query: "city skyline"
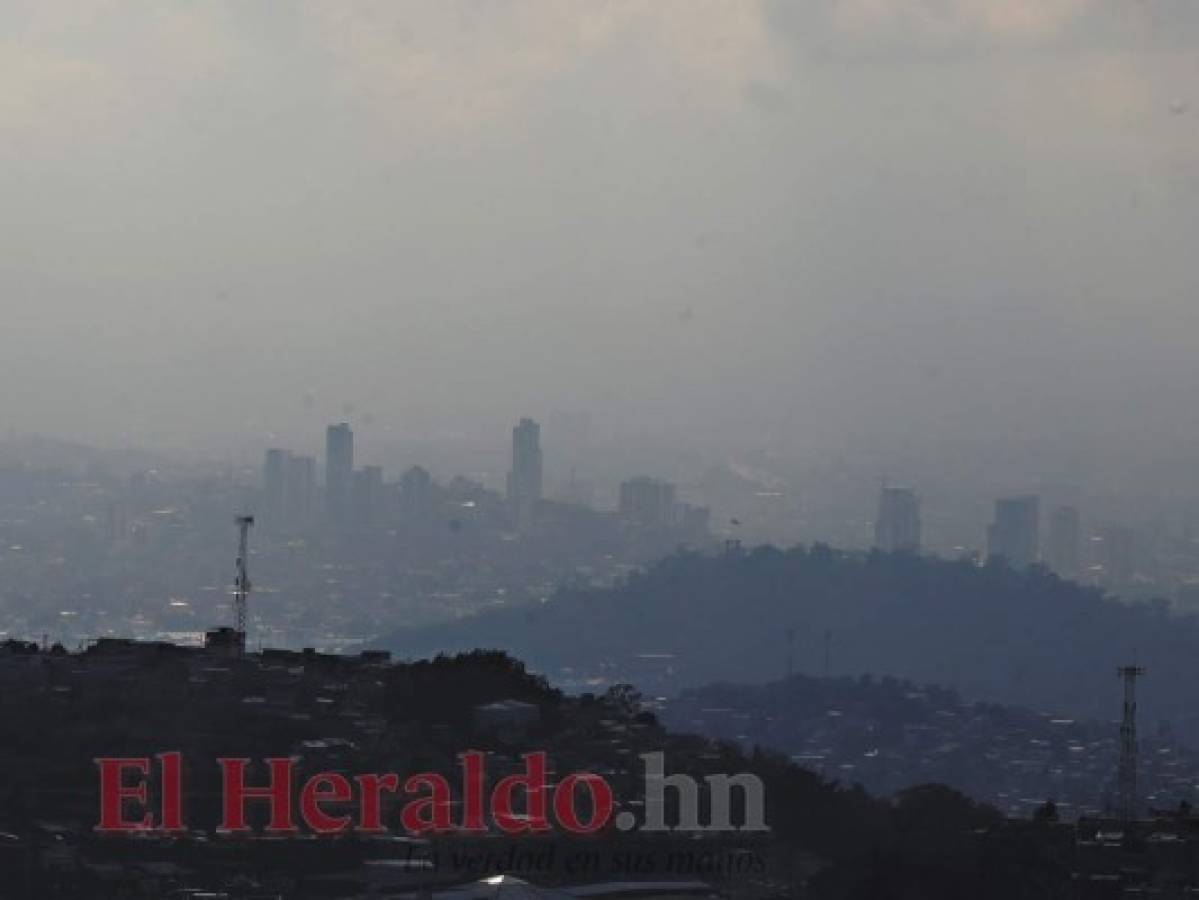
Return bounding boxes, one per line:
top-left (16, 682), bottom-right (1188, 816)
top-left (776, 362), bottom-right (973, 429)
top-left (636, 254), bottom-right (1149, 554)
top-left (3, 3), bottom-right (1198, 894)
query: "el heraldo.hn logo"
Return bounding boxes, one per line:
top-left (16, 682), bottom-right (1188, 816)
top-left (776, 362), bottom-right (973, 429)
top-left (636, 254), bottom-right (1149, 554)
top-left (95, 751), bottom-right (768, 835)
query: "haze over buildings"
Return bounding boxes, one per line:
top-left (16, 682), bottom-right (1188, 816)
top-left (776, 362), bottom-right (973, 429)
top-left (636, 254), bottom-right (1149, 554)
top-left (0, 1), bottom-right (1196, 493)
top-left (5, 5), bottom-right (1199, 896)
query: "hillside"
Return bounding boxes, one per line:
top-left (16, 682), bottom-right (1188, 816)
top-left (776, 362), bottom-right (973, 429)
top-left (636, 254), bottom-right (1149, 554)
top-left (0, 641), bottom-right (1068, 898)
top-left (384, 545), bottom-right (1199, 740)
top-left (662, 672), bottom-right (1199, 819)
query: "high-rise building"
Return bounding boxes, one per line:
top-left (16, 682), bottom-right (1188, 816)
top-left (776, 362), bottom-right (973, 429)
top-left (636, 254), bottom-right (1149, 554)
top-left (1046, 505), bottom-right (1081, 579)
top-left (325, 423), bottom-right (354, 523)
top-left (506, 418), bottom-right (543, 507)
top-left (263, 449), bottom-right (317, 528)
top-left (619, 476), bottom-right (677, 528)
top-left (987, 496), bottom-right (1040, 569)
top-left (285, 454), bottom-right (317, 523)
top-left (262, 449), bottom-right (288, 522)
top-left (352, 465), bottom-right (384, 527)
top-left (874, 486), bottom-right (921, 553)
top-left (400, 465), bottom-right (435, 519)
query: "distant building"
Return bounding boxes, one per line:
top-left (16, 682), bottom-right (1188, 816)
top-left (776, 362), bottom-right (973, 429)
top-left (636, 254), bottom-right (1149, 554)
top-left (1046, 505), bottom-right (1081, 579)
top-left (506, 418), bottom-right (543, 508)
top-left (619, 476), bottom-right (677, 528)
top-left (874, 486), bottom-right (921, 553)
top-left (285, 454), bottom-right (317, 523)
top-left (325, 423), bottom-right (354, 523)
top-left (399, 465), bottom-right (434, 519)
top-left (353, 465), bottom-right (384, 526)
top-left (988, 496), bottom-right (1040, 569)
top-left (265, 449), bottom-right (316, 527)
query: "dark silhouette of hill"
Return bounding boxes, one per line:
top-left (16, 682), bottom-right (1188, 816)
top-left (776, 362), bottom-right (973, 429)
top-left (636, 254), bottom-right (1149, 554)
top-left (0, 642), bottom-right (1075, 898)
top-left (383, 545), bottom-right (1199, 741)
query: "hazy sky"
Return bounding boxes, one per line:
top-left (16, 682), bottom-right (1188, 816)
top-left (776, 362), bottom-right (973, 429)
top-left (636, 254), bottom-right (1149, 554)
top-left (2, 1), bottom-right (1197, 466)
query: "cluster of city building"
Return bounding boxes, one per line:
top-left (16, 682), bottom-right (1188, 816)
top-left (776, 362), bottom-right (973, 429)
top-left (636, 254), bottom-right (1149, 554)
top-left (874, 486), bottom-right (1164, 597)
top-left (262, 421), bottom-right (1152, 600)
top-left (0, 419), bottom-right (715, 652)
top-left (260, 418), bottom-right (709, 538)
top-left (3, 420), bottom-right (1199, 659)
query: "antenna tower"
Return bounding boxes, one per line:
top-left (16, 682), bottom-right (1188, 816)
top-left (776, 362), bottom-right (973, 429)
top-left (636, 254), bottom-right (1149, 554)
top-left (233, 515), bottom-right (255, 651)
top-left (1117, 664), bottom-right (1145, 825)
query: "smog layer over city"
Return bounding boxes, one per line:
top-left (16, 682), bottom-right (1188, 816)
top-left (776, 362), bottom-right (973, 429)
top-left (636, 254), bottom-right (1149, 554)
top-left (1, 2), bottom-right (1199, 898)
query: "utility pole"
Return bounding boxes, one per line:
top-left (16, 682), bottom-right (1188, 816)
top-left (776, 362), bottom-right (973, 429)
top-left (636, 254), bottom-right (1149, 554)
top-left (1117, 664), bottom-right (1145, 827)
top-left (233, 515), bottom-right (255, 653)
top-left (786, 627), bottom-right (796, 679)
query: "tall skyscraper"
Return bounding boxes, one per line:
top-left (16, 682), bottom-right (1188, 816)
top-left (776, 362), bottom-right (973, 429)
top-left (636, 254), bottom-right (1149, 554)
top-left (874, 486), bottom-right (921, 553)
top-left (1046, 505), bottom-right (1081, 579)
top-left (987, 496), bottom-right (1040, 569)
top-left (506, 418), bottom-right (543, 507)
top-left (325, 423), bottom-right (354, 523)
top-left (262, 448), bottom-right (287, 522)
